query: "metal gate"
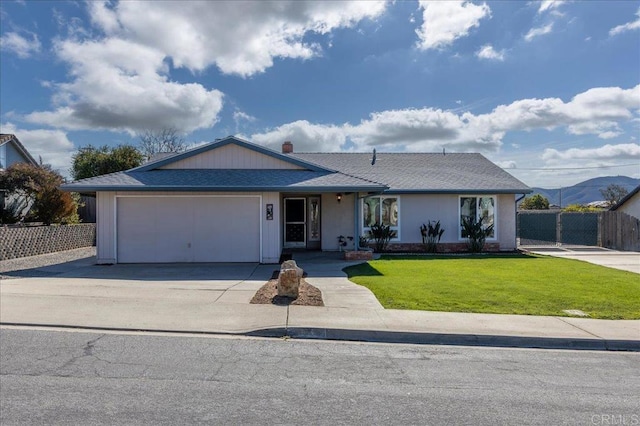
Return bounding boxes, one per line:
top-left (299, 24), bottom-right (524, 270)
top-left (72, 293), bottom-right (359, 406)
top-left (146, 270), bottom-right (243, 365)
top-left (560, 213), bottom-right (598, 246)
top-left (518, 212), bottom-right (557, 245)
top-left (517, 211), bottom-right (599, 246)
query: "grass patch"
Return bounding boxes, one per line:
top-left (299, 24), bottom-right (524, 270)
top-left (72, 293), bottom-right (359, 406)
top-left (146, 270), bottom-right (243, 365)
top-left (344, 254), bottom-right (640, 319)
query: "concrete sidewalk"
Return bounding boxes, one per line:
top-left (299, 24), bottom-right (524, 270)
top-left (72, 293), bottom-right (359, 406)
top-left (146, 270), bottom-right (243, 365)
top-left (1, 250), bottom-right (638, 351)
top-left (521, 246), bottom-right (640, 274)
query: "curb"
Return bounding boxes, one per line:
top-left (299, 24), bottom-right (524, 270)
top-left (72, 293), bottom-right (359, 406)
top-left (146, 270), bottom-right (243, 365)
top-left (3, 322), bottom-right (638, 352)
top-left (246, 327), bottom-right (640, 351)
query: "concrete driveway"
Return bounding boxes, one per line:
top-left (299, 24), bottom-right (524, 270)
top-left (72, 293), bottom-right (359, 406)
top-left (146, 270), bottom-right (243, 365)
top-left (0, 249), bottom-right (381, 334)
top-left (521, 246), bottom-right (640, 274)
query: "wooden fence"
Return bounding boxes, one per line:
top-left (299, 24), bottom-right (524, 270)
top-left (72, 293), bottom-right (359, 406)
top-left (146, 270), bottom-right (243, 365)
top-left (600, 211), bottom-right (640, 251)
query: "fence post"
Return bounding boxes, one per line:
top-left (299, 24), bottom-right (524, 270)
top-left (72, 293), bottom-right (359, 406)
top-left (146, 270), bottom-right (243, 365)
top-left (556, 212), bottom-right (562, 246)
top-left (597, 212), bottom-right (603, 247)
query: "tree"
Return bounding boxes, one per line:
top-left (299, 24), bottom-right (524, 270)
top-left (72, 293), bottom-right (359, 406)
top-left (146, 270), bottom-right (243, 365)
top-left (520, 194), bottom-right (550, 210)
top-left (138, 127), bottom-right (187, 160)
top-left (0, 163), bottom-right (79, 225)
top-left (71, 145), bottom-right (143, 180)
top-left (600, 184), bottom-right (629, 208)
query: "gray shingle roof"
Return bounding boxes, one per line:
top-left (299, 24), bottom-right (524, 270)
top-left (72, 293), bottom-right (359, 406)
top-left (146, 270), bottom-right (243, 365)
top-left (291, 152), bottom-right (531, 193)
top-left (61, 136), bottom-right (530, 194)
top-left (61, 169), bottom-right (386, 192)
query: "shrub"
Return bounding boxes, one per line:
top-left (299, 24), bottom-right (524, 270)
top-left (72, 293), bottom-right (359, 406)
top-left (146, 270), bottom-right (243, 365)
top-left (368, 222), bottom-right (396, 252)
top-left (358, 235), bottom-right (370, 250)
top-left (420, 220), bottom-right (445, 253)
top-left (0, 163), bottom-right (79, 225)
top-left (461, 216), bottom-right (494, 253)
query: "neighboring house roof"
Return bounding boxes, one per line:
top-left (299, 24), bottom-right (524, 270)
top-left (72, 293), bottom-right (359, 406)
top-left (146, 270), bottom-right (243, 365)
top-left (0, 134), bottom-right (38, 167)
top-left (610, 184), bottom-right (640, 211)
top-left (292, 152), bottom-right (531, 194)
top-left (61, 136), bottom-right (531, 194)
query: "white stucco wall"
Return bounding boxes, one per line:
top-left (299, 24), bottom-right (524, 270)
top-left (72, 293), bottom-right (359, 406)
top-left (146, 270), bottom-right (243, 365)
top-left (497, 194), bottom-right (517, 250)
top-left (386, 193), bottom-right (518, 249)
top-left (321, 192), bottom-right (356, 251)
top-left (617, 191), bottom-right (640, 219)
top-left (397, 194), bottom-right (460, 244)
top-left (96, 191), bottom-right (281, 264)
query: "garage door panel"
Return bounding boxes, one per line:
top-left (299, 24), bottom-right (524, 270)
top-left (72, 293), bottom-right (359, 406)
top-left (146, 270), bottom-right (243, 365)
top-left (117, 198), bottom-right (158, 263)
top-left (154, 200), bottom-right (193, 263)
top-left (192, 198), bottom-right (260, 262)
top-left (117, 196), bottom-right (260, 263)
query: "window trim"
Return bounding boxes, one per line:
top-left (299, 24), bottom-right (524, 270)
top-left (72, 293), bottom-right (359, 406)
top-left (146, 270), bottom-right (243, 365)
top-left (361, 195), bottom-right (401, 241)
top-left (458, 195), bottom-right (497, 241)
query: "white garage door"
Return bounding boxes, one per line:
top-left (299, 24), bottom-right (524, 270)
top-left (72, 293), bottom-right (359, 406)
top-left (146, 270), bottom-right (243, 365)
top-left (117, 196), bottom-right (260, 263)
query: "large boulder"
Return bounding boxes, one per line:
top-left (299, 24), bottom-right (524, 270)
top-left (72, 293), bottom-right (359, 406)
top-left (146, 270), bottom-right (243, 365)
top-left (278, 260), bottom-right (303, 298)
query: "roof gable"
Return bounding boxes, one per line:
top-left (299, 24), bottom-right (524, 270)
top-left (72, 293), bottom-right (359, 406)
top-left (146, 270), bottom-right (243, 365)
top-left (134, 136), bottom-right (332, 172)
top-left (610, 184), bottom-right (640, 211)
top-left (0, 134), bottom-right (38, 167)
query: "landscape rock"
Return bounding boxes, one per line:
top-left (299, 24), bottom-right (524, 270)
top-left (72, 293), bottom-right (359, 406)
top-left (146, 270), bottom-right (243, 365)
top-left (277, 260), bottom-right (303, 298)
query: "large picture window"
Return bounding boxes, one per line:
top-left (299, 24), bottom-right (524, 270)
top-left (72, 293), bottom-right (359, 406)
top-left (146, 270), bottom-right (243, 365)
top-left (362, 196), bottom-right (399, 238)
top-left (460, 196), bottom-right (495, 239)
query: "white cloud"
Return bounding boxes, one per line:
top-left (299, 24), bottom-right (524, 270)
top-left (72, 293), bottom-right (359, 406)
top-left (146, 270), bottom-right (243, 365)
top-left (475, 44), bottom-right (505, 61)
top-left (233, 110), bottom-right (256, 124)
top-left (0, 31), bottom-right (41, 58)
top-left (609, 7), bottom-right (640, 36)
top-left (478, 85), bottom-right (640, 139)
top-left (415, 0), bottom-right (491, 50)
top-left (542, 143), bottom-right (640, 161)
top-left (0, 122), bottom-right (75, 174)
top-left (524, 23), bottom-right (554, 41)
top-left (24, 38), bottom-right (224, 134)
top-left (250, 120), bottom-right (347, 152)
top-left (347, 108), bottom-right (502, 151)
top-left (88, 1), bottom-right (386, 77)
top-left (23, 1), bottom-right (388, 134)
top-left (537, 1), bottom-right (565, 14)
top-left (248, 84), bottom-right (640, 154)
top-left (233, 110), bottom-right (257, 133)
top-left (495, 160), bottom-right (517, 169)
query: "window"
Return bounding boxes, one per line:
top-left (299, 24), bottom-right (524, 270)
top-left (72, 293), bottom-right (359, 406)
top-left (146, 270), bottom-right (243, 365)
top-left (0, 144), bottom-right (6, 169)
top-left (362, 196), bottom-right (399, 238)
top-left (459, 196), bottom-right (495, 239)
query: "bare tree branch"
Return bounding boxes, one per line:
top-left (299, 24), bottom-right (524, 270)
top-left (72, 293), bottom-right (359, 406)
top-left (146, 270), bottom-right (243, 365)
top-left (138, 128), bottom-right (187, 161)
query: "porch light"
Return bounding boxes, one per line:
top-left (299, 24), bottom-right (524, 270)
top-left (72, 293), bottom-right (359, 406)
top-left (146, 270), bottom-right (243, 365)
top-left (336, 193), bottom-right (342, 204)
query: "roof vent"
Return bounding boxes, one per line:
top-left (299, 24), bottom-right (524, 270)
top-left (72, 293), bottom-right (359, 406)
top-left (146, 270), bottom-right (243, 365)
top-left (282, 141), bottom-right (293, 154)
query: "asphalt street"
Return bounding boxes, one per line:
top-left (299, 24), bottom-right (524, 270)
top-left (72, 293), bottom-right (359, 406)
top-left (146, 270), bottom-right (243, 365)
top-left (1, 328), bottom-right (638, 425)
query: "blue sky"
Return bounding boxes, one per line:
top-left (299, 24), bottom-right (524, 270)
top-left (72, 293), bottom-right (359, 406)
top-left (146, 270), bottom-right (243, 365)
top-left (1, 0), bottom-right (639, 187)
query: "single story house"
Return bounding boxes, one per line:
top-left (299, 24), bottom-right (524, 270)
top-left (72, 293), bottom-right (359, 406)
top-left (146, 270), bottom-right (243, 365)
top-left (610, 184), bottom-right (640, 219)
top-left (1, 134), bottom-right (39, 211)
top-left (62, 136), bottom-right (531, 264)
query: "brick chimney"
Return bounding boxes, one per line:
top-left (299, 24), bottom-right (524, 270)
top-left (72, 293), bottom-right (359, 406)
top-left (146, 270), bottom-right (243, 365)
top-left (282, 141), bottom-right (293, 154)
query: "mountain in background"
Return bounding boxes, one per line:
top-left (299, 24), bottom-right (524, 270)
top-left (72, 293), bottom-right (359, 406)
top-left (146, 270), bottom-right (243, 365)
top-left (526, 176), bottom-right (640, 207)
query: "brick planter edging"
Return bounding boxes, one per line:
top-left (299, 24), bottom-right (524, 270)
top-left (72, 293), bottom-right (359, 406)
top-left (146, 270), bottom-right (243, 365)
top-left (344, 250), bottom-right (374, 261)
top-left (0, 224), bottom-right (96, 261)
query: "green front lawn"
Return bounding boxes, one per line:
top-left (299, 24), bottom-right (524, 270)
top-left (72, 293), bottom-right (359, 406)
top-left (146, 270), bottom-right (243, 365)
top-left (344, 254), bottom-right (640, 319)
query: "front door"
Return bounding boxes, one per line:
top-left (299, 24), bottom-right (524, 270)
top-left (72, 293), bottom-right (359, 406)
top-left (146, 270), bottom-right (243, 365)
top-left (284, 198), bottom-right (306, 248)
